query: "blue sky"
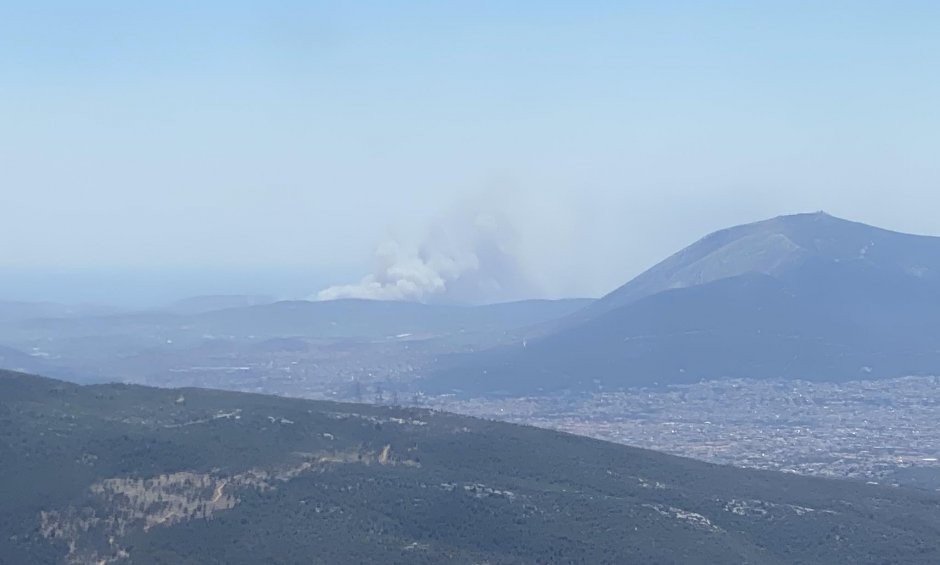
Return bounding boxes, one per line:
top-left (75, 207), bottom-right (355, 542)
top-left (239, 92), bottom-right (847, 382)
top-left (2, 1), bottom-right (939, 303)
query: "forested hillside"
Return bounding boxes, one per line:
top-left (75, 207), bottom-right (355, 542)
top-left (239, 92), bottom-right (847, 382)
top-left (2, 370), bottom-right (940, 564)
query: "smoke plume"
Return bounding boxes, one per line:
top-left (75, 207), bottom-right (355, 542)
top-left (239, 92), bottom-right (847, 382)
top-left (317, 209), bottom-right (534, 304)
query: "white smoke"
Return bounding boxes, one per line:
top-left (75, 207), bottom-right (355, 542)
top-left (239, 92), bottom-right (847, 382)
top-left (317, 210), bottom-right (534, 304)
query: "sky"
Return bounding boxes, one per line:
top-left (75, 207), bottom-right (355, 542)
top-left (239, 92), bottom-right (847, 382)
top-left (1, 1), bottom-right (939, 305)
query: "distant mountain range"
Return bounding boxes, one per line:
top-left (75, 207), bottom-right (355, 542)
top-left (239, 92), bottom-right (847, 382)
top-left (186, 298), bottom-right (595, 340)
top-left (0, 344), bottom-right (47, 375)
top-left (3, 370), bottom-right (940, 564)
top-left (428, 212), bottom-right (940, 395)
top-left (0, 301), bottom-right (122, 323)
top-left (0, 297), bottom-right (595, 384)
top-left (2, 297), bottom-right (593, 343)
top-left (162, 294), bottom-right (278, 315)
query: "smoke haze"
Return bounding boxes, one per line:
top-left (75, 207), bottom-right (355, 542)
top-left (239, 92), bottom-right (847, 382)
top-left (317, 209), bottom-right (534, 304)
top-left (4, 3), bottom-right (940, 307)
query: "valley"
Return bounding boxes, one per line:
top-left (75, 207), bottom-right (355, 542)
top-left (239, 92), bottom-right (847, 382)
top-left (427, 377), bottom-right (940, 485)
top-left (5, 214), bottom-right (940, 490)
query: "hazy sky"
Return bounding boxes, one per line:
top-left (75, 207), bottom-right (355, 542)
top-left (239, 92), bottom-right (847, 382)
top-left (2, 1), bottom-right (939, 304)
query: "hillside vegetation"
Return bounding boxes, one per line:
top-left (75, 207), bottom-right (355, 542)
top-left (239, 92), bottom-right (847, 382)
top-left (2, 370), bottom-right (940, 564)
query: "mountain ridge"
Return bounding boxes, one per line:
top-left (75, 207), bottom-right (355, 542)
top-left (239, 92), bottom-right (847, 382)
top-left (581, 211), bottom-right (940, 322)
top-left (426, 213), bottom-right (940, 395)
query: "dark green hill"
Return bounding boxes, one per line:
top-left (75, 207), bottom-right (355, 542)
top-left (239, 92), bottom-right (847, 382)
top-left (2, 371), bottom-right (940, 564)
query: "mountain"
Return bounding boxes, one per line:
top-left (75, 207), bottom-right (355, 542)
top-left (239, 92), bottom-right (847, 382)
top-left (580, 211), bottom-right (940, 322)
top-left (3, 370), bottom-right (940, 564)
top-left (0, 344), bottom-right (47, 374)
top-left (427, 213), bottom-right (940, 394)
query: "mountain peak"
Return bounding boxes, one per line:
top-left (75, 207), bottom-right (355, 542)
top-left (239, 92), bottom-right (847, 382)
top-left (432, 213), bottom-right (940, 395)
top-left (585, 212), bottom-right (940, 318)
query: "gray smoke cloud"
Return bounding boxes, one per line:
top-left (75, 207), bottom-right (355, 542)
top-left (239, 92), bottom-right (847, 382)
top-left (316, 209), bottom-right (534, 304)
